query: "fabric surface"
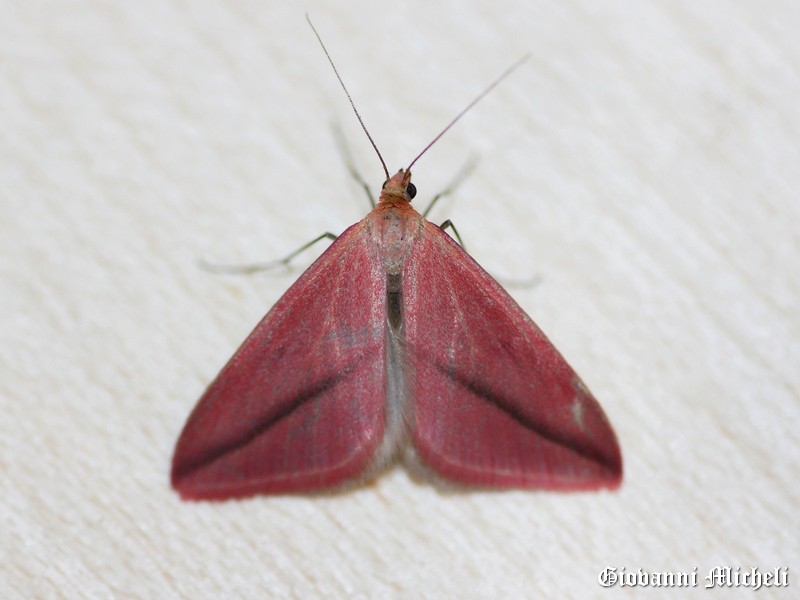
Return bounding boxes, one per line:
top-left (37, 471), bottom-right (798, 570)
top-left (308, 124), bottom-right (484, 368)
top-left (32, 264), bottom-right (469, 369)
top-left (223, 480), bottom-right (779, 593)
top-left (3, 2), bottom-right (798, 598)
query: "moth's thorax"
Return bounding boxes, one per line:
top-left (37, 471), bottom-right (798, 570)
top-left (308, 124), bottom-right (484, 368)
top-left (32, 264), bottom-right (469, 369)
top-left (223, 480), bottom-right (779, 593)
top-left (370, 169), bottom-right (423, 274)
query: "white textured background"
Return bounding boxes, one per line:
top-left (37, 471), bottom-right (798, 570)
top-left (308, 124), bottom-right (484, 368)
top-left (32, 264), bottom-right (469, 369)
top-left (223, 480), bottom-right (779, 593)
top-left (3, 1), bottom-right (798, 598)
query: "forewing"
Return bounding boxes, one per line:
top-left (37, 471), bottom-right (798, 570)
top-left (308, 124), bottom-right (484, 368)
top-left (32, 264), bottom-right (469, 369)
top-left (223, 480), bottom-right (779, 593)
top-left (172, 222), bottom-right (386, 499)
top-left (403, 223), bottom-right (622, 490)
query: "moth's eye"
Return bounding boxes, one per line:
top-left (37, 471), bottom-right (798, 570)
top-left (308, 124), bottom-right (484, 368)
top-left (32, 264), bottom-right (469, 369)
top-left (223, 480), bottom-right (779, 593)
top-left (382, 180), bottom-right (388, 189)
top-left (406, 183), bottom-right (417, 199)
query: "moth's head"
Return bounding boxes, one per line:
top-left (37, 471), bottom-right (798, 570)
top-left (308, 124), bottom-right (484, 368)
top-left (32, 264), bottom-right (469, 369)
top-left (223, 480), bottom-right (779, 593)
top-left (380, 169), bottom-right (417, 203)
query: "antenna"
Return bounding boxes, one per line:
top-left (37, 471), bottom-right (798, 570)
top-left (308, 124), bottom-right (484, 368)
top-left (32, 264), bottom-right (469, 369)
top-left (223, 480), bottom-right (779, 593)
top-left (407, 53), bottom-right (530, 171)
top-left (307, 15), bottom-right (390, 180)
